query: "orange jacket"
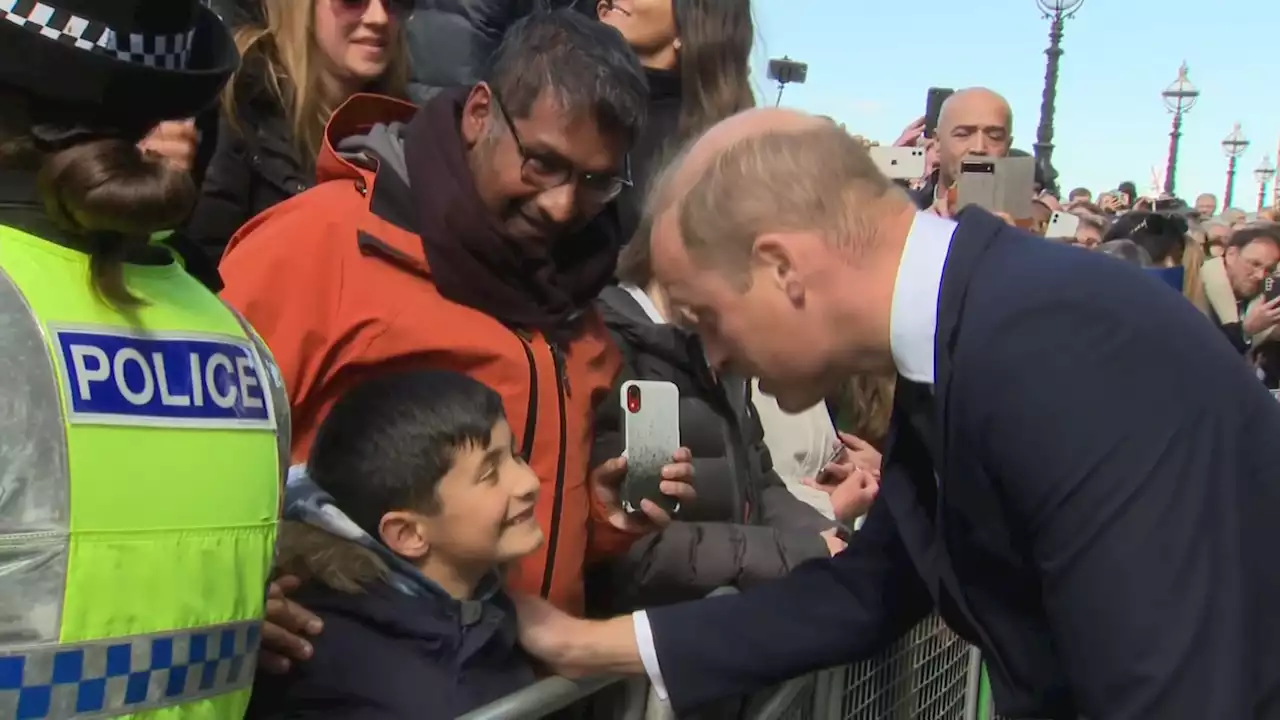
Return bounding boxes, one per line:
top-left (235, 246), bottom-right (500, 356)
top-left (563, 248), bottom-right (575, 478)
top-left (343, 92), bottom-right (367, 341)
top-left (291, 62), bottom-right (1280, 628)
top-left (220, 94), bottom-right (633, 613)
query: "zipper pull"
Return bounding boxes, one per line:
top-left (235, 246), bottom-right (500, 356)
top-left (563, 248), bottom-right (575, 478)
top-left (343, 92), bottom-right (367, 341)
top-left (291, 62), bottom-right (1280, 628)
top-left (550, 342), bottom-right (571, 398)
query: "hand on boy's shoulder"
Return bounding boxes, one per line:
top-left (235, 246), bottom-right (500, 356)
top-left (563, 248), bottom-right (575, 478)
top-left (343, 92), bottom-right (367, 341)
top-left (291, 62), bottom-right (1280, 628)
top-left (589, 448), bottom-right (696, 533)
top-left (260, 575), bottom-right (325, 674)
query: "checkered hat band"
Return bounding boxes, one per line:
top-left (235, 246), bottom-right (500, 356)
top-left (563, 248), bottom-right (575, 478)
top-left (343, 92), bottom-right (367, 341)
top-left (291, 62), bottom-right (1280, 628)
top-left (0, 0), bottom-right (195, 70)
top-left (0, 620), bottom-right (260, 719)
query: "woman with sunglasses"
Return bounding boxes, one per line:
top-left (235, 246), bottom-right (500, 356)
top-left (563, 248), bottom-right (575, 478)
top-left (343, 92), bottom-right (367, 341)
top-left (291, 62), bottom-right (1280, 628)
top-left (186, 0), bottom-right (410, 266)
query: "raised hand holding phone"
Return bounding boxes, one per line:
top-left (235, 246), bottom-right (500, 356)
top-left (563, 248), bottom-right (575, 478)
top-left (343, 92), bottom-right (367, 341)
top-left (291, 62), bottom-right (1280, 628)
top-left (590, 380), bottom-right (696, 531)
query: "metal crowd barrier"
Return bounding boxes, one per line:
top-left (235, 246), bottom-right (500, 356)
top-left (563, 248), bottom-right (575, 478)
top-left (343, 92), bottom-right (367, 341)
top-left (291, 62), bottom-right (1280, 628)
top-left (459, 614), bottom-right (985, 720)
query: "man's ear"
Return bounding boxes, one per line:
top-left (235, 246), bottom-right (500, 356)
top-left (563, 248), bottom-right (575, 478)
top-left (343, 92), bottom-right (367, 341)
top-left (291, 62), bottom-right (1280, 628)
top-left (460, 82), bottom-right (495, 148)
top-left (753, 232), bottom-right (809, 305)
top-left (378, 512), bottom-right (431, 560)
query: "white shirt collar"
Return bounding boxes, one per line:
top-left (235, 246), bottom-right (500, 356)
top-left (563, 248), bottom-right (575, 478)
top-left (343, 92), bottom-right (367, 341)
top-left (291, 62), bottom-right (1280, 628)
top-left (621, 284), bottom-right (667, 324)
top-left (889, 212), bottom-right (958, 385)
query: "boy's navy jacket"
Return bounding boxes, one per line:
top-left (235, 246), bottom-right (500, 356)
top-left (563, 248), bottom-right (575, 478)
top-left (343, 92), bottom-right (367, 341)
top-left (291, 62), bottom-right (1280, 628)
top-left (246, 471), bottom-right (535, 719)
top-left (246, 574), bottom-right (534, 719)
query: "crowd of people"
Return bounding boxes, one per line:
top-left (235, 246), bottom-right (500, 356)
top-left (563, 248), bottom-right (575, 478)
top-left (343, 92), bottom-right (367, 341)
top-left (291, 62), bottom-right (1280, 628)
top-left (0, 0), bottom-right (1276, 718)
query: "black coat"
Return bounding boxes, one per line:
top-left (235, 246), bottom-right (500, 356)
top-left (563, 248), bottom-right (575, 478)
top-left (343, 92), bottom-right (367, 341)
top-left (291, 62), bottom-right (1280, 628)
top-left (644, 208), bottom-right (1280, 718)
top-left (184, 52), bottom-right (311, 268)
top-left (404, 0), bottom-right (595, 104)
top-left (586, 286), bottom-right (833, 614)
top-left (615, 67), bottom-right (681, 243)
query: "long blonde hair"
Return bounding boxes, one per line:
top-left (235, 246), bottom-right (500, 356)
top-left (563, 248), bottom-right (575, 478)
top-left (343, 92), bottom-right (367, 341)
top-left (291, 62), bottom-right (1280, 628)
top-left (833, 375), bottom-right (896, 450)
top-left (223, 0), bottom-right (409, 166)
top-left (1181, 230), bottom-right (1209, 316)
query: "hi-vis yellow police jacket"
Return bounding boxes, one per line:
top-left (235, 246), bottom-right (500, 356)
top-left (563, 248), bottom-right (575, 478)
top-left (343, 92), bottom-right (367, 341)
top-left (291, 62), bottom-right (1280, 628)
top-left (0, 222), bottom-right (288, 719)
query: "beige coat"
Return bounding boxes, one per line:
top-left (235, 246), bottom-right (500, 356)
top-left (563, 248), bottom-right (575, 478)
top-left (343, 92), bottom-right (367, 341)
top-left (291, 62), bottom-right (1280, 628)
top-left (1201, 256), bottom-right (1274, 346)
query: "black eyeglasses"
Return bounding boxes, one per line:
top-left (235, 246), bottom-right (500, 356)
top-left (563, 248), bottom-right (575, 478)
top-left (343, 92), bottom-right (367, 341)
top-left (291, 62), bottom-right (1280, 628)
top-left (491, 90), bottom-right (632, 202)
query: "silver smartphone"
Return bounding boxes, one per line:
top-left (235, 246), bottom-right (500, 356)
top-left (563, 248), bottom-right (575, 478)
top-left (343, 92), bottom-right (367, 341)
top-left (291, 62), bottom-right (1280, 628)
top-left (955, 156), bottom-right (1036, 220)
top-left (620, 380), bottom-right (681, 515)
top-left (869, 146), bottom-right (927, 181)
top-left (1045, 211), bottom-right (1080, 239)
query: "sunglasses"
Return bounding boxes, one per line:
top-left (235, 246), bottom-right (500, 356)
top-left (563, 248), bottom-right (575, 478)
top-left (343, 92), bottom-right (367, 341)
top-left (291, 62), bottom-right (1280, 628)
top-left (334, 0), bottom-right (411, 17)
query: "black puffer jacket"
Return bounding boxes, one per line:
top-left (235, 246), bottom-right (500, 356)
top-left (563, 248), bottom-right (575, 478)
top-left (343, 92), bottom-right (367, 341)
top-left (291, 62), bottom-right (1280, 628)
top-left (405, 0), bottom-right (596, 103)
top-left (184, 50), bottom-right (311, 267)
top-left (586, 286), bottom-right (834, 614)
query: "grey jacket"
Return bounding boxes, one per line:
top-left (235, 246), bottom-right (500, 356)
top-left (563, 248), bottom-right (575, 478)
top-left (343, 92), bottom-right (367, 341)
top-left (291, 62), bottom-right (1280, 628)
top-left (585, 287), bottom-right (835, 615)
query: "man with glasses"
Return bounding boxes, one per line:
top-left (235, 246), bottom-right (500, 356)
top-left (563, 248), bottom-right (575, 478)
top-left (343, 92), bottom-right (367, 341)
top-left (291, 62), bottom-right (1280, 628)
top-left (1201, 225), bottom-right (1280, 354)
top-left (219, 10), bottom-right (696, 675)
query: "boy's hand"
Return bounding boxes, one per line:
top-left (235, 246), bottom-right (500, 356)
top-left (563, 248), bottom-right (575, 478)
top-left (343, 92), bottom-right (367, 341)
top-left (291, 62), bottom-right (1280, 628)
top-left (590, 448), bottom-right (696, 532)
top-left (260, 575), bottom-right (324, 674)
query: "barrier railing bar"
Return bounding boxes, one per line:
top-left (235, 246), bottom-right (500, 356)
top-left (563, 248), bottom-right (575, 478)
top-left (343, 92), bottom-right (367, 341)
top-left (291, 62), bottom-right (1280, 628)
top-left (456, 674), bottom-right (623, 720)
top-left (962, 647), bottom-right (984, 720)
top-left (749, 673), bottom-right (817, 720)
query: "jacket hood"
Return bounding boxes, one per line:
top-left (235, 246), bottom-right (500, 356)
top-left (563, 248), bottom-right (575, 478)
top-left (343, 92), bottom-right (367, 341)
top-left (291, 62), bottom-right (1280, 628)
top-left (316, 93), bottom-right (419, 186)
top-left (598, 285), bottom-right (704, 372)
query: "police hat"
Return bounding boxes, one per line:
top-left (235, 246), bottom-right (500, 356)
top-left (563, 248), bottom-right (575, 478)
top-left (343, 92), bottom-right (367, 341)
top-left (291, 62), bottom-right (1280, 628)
top-left (0, 0), bottom-right (238, 134)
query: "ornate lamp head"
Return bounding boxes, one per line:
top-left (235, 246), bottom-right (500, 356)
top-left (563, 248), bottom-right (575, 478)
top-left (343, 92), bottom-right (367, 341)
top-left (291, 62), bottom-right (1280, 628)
top-left (1223, 123), bottom-right (1250, 159)
top-left (1161, 62), bottom-right (1199, 114)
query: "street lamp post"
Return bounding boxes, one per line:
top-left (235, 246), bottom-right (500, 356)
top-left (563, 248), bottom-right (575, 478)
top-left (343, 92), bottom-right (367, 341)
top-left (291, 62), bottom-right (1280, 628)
top-left (1160, 63), bottom-right (1198, 196)
top-left (1032, 0), bottom-right (1083, 195)
top-left (1274, 138), bottom-right (1280, 208)
top-left (1254, 155), bottom-right (1276, 213)
top-left (1222, 123), bottom-right (1250, 209)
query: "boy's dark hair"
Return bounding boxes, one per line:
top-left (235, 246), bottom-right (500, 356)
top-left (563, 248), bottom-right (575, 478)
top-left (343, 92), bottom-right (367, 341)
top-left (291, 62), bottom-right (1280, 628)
top-left (483, 9), bottom-right (648, 146)
top-left (308, 370), bottom-right (507, 537)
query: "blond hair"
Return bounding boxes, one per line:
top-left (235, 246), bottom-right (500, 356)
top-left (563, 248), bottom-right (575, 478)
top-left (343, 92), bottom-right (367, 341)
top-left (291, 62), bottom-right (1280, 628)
top-left (1180, 232), bottom-right (1209, 316)
top-left (833, 374), bottom-right (896, 449)
top-left (676, 124), bottom-right (907, 274)
top-left (224, 0), bottom-right (409, 166)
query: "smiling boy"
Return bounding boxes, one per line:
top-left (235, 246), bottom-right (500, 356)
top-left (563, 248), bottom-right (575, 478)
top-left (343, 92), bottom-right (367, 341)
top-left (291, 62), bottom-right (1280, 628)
top-left (248, 370), bottom-right (542, 719)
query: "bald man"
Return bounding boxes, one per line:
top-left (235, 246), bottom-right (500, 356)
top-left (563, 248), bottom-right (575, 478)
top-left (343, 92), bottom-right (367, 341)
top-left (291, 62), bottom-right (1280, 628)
top-left (913, 87), bottom-right (1014, 208)
top-left (514, 108), bottom-right (1280, 719)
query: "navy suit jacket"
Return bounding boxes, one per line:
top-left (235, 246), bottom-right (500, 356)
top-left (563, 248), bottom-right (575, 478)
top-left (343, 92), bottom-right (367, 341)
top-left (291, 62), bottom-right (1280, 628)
top-left (647, 209), bottom-right (1280, 719)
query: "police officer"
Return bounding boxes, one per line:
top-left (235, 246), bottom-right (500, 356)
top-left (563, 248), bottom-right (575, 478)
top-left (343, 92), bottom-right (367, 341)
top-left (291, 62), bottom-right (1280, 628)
top-left (0, 1), bottom-right (288, 718)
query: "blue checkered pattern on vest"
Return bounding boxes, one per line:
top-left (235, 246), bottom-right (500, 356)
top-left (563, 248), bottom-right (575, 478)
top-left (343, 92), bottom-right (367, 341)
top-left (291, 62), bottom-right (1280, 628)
top-left (0, 620), bottom-right (260, 719)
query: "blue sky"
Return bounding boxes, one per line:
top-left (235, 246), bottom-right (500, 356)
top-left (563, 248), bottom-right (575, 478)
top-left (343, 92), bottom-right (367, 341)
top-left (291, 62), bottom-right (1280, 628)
top-left (748, 0), bottom-right (1280, 209)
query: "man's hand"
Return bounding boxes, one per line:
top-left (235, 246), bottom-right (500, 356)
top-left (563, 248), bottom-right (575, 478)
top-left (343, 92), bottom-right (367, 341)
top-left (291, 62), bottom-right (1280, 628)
top-left (1243, 295), bottom-right (1280, 335)
top-left (820, 528), bottom-right (847, 556)
top-left (591, 449), bottom-right (696, 532)
top-left (260, 575), bottom-right (323, 674)
top-left (511, 593), bottom-right (588, 676)
top-left (511, 594), bottom-right (646, 676)
top-left (892, 116), bottom-right (927, 148)
top-left (804, 468), bottom-right (880, 523)
top-left (138, 119), bottom-right (199, 173)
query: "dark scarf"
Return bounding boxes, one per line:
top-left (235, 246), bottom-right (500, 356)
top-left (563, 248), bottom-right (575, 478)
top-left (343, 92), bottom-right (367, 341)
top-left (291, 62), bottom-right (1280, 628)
top-left (402, 88), bottom-right (622, 341)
